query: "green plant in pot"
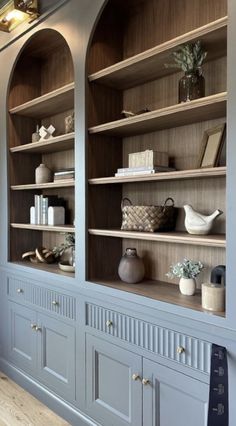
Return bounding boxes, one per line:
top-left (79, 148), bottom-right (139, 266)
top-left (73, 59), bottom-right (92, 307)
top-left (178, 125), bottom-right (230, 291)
top-left (53, 232), bottom-right (75, 269)
top-left (166, 258), bottom-right (204, 296)
top-left (166, 41), bottom-right (207, 103)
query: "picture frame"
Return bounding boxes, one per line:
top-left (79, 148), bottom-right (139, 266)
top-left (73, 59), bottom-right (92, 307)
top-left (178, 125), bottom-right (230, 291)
top-left (198, 124), bottom-right (226, 168)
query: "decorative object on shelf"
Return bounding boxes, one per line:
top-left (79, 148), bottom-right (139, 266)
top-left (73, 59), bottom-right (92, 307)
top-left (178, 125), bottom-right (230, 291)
top-left (22, 247), bottom-right (55, 264)
top-left (167, 258), bottom-right (204, 296)
top-left (53, 232), bottom-right (75, 267)
top-left (198, 123), bottom-right (226, 168)
top-left (128, 149), bottom-right (169, 169)
top-left (48, 206), bottom-right (65, 226)
top-left (121, 108), bottom-right (150, 118)
top-left (54, 168), bottom-right (75, 182)
top-left (58, 261), bottom-right (75, 273)
top-left (31, 194), bottom-right (66, 225)
top-left (165, 41), bottom-right (207, 103)
top-left (39, 124), bottom-right (55, 140)
top-left (184, 204), bottom-right (223, 235)
top-left (35, 163), bottom-right (53, 184)
top-left (121, 197), bottom-right (178, 232)
top-left (202, 265), bottom-right (226, 312)
top-left (118, 248), bottom-right (145, 284)
top-left (31, 124), bottom-right (40, 143)
top-left (65, 111), bottom-right (74, 133)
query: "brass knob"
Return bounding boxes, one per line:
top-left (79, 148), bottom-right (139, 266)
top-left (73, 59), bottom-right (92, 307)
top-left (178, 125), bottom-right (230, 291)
top-left (177, 346), bottom-right (185, 354)
top-left (31, 324), bottom-right (37, 331)
top-left (17, 288), bottom-right (23, 294)
top-left (35, 326), bottom-right (42, 332)
top-left (106, 320), bottom-right (113, 327)
top-left (142, 378), bottom-right (150, 386)
top-left (52, 301), bottom-right (59, 306)
top-left (132, 374), bottom-right (141, 381)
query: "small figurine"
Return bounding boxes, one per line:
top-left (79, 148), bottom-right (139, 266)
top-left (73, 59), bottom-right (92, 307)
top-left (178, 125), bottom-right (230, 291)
top-left (39, 124), bottom-right (55, 140)
top-left (184, 204), bottom-right (223, 235)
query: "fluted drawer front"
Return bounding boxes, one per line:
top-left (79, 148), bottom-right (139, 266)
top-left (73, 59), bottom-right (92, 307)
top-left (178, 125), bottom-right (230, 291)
top-left (7, 277), bottom-right (76, 320)
top-left (85, 303), bottom-right (211, 374)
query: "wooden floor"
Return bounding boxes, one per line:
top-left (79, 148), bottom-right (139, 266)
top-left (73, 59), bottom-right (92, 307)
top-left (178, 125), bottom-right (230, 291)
top-left (0, 373), bottom-right (70, 426)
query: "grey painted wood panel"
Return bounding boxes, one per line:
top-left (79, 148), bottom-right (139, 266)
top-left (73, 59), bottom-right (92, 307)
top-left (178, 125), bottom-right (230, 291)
top-left (85, 333), bottom-right (142, 426)
top-left (143, 358), bottom-right (209, 426)
top-left (86, 303), bottom-right (211, 374)
top-left (7, 276), bottom-right (76, 320)
top-left (7, 302), bottom-right (37, 374)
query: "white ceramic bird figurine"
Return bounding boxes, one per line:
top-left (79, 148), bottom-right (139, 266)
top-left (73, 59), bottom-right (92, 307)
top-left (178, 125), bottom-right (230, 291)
top-left (183, 204), bottom-right (223, 235)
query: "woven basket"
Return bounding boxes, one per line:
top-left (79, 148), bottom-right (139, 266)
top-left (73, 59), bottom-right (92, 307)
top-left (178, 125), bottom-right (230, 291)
top-left (121, 197), bottom-right (178, 233)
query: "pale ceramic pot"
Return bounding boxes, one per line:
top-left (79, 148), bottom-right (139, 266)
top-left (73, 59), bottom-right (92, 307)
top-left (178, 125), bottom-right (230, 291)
top-left (35, 163), bottom-right (53, 184)
top-left (118, 248), bottom-right (145, 284)
top-left (179, 277), bottom-right (196, 296)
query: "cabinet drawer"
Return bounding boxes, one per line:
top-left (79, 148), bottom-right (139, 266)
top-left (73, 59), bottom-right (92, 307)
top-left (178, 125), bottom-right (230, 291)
top-left (85, 303), bottom-right (211, 374)
top-left (7, 277), bottom-right (76, 320)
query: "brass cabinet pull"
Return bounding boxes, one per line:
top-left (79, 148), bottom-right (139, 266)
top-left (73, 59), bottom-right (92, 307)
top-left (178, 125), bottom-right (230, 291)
top-left (52, 301), bottom-right (59, 306)
top-left (132, 373), bottom-right (141, 381)
top-left (176, 346), bottom-right (185, 354)
top-left (31, 324), bottom-right (37, 331)
top-left (142, 378), bottom-right (151, 386)
top-left (106, 320), bottom-right (113, 327)
top-left (35, 326), bottom-right (42, 332)
top-left (17, 288), bottom-right (23, 294)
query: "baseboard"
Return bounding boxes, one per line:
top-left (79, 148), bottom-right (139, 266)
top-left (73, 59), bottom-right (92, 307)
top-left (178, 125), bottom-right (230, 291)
top-left (0, 358), bottom-right (98, 426)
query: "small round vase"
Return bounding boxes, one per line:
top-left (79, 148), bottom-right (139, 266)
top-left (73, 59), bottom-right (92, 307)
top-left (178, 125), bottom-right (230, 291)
top-left (118, 248), bottom-right (145, 284)
top-left (179, 277), bottom-right (196, 296)
top-left (35, 163), bottom-right (53, 184)
top-left (179, 69), bottom-right (205, 103)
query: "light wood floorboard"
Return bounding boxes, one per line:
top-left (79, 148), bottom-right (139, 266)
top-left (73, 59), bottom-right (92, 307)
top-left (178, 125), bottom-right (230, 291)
top-left (0, 373), bottom-right (70, 426)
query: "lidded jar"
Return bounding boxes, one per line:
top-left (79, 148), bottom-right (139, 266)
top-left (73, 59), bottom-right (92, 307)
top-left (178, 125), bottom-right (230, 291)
top-left (118, 248), bottom-right (145, 284)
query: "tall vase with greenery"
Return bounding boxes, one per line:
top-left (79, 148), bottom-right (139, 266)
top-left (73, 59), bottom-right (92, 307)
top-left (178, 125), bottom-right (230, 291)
top-left (166, 41), bottom-right (207, 103)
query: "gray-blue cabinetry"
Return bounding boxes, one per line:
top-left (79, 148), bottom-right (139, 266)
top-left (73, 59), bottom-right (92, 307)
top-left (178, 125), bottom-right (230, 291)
top-left (8, 301), bottom-right (76, 401)
top-left (143, 358), bottom-right (209, 426)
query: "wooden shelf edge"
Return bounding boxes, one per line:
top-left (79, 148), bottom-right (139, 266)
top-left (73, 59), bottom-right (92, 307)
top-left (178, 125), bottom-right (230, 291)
top-left (12, 261), bottom-right (75, 278)
top-left (88, 167), bottom-right (226, 185)
top-left (88, 229), bottom-right (226, 248)
top-left (10, 132), bottom-right (75, 153)
top-left (91, 278), bottom-right (225, 317)
top-left (89, 92), bottom-right (227, 135)
top-left (11, 224), bottom-right (75, 233)
top-left (11, 180), bottom-right (75, 190)
top-left (88, 17), bottom-right (228, 87)
top-left (9, 82), bottom-right (75, 115)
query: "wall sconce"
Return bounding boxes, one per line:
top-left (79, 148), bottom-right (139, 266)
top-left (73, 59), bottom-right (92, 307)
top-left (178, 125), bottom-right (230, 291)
top-left (0, 0), bottom-right (39, 32)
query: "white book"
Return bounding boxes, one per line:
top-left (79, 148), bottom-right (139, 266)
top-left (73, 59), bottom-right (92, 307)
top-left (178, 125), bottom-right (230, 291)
top-left (42, 197), bottom-right (48, 225)
top-left (34, 195), bottom-right (39, 225)
top-left (30, 206), bottom-right (36, 225)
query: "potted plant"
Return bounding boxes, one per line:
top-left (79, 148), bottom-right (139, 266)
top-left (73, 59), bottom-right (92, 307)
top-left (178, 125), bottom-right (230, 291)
top-left (166, 41), bottom-right (207, 103)
top-left (166, 258), bottom-right (204, 296)
top-left (53, 232), bottom-right (75, 267)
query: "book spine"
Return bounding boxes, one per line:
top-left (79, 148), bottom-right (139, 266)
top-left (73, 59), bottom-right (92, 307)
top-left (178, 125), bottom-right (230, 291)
top-left (34, 195), bottom-right (39, 225)
top-left (42, 197), bottom-right (48, 225)
top-left (39, 195), bottom-right (43, 225)
top-left (30, 206), bottom-right (36, 225)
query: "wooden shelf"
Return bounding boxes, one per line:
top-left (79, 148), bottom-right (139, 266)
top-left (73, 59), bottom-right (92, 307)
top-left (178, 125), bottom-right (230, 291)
top-left (88, 17), bottom-right (227, 89)
top-left (11, 224), bottom-right (75, 233)
top-left (89, 167), bottom-right (226, 185)
top-left (10, 133), bottom-right (75, 154)
top-left (9, 82), bottom-right (75, 118)
top-left (89, 92), bottom-right (227, 137)
top-left (11, 180), bottom-right (75, 190)
top-left (92, 278), bottom-right (225, 317)
top-left (88, 229), bottom-right (225, 248)
top-left (13, 261), bottom-right (75, 278)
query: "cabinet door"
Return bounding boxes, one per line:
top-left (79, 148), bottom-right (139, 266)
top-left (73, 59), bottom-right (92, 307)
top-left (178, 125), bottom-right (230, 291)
top-left (8, 302), bottom-right (37, 373)
top-left (37, 314), bottom-right (75, 401)
top-left (86, 334), bottom-right (142, 426)
top-left (143, 358), bottom-right (209, 426)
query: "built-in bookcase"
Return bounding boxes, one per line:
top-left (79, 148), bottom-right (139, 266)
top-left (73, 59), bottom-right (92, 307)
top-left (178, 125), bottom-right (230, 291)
top-left (8, 29), bottom-right (75, 276)
top-left (87, 0), bottom-right (227, 315)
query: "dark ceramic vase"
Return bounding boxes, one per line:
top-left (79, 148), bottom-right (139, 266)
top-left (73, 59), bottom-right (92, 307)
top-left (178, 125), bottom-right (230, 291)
top-left (118, 248), bottom-right (145, 284)
top-left (179, 69), bottom-right (205, 103)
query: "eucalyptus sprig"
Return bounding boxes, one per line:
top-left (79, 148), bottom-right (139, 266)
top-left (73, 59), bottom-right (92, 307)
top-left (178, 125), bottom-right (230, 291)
top-left (165, 41), bottom-right (207, 73)
top-left (52, 233), bottom-right (75, 258)
top-left (166, 258), bottom-right (204, 280)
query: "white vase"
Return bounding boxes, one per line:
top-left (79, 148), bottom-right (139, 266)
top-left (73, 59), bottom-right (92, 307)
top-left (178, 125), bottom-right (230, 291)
top-left (35, 163), bottom-right (53, 184)
top-left (179, 277), bottom-right (196, 296)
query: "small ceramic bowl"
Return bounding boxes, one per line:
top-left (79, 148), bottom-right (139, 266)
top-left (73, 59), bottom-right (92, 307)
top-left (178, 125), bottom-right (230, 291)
top-left (58, 262), bottom-right (75, 273)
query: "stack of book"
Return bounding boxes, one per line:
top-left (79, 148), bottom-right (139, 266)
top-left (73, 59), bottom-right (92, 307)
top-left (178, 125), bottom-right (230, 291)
top-left (30, 195), bottom-right (66, 225)
top-left (54, 168), bottom-right (75, 182)
top-left (115, 165), bottom-right (175, 177)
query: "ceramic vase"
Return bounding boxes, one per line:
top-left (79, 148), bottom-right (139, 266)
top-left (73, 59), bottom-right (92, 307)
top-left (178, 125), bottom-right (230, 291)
top-left (179, 277), bottom-right (196, 296)
top-left (118, 248), bottom-right (145, 284)
top-left (35, 163), bottom-right (53, 184)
